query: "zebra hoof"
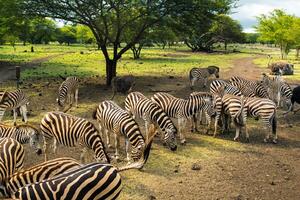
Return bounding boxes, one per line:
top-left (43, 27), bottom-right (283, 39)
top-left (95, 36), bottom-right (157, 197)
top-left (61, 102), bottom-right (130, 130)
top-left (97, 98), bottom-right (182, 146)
top-left (263, 138), bottom-right (268, 143)
top-left (180, 140), bottom-right (186, 145)
top-left (233, 137), bottom-right (239, 141)
top-left (115, 156), bottom-right (120, 162)
top-left (107, 144), bottom-right (112, 149)
top-left (245, 138), bottom-right (250, 143)
top-left (272, 139), bottom-right (278, 144)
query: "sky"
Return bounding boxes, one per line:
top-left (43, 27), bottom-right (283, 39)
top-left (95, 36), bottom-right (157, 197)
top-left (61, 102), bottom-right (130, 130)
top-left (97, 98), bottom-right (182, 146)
top-left (230, 0), bottom-right (300, 33)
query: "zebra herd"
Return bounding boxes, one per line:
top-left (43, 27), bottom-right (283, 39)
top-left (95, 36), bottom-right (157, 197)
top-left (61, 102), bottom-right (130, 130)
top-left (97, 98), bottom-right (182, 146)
top-left (0, 65), bottom-right (298, 199)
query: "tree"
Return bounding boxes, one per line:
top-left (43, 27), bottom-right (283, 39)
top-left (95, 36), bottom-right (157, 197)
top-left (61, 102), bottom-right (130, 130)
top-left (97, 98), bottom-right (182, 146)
top-left (256, 9), bottom-right (297, 59)
top-left (210, 15), bottom-right (245, 50)
top-left (23, 0), bottom-right (187, 85)
top-left (76, 25), bottom-right (96, 44)
top-left (245, 33), bottom-right (260, 44)
top-left (56, 25), bottom-right (77, 45)
top-left (28, 18), bottom-right (57, 44)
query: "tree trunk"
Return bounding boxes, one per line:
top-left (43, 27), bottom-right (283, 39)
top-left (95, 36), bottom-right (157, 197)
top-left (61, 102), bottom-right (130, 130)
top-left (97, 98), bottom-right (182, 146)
top-left (105, 59), bottom-right (117, 86)
top-left (224, 42), bottom-right (227, 51)
top-left (296, 48), bottom-right (300, 59)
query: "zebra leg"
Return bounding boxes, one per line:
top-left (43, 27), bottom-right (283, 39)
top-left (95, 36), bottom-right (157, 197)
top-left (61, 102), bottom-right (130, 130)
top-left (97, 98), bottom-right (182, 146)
top-left (144, 119), bottom-right (149, 143)
top-left (114, 134), bottom-right (120, 161)
top-left (13, 109), bottom-right (17, 126)
top-left (75, 89), bottom-right (79, 108)
top-left (245, 124), bottom-right (250, 143)
top-left (125, 139), bottom-right (131, 163)
top-left (20, 105), bottom-right (28, 124)
top-left (205, 112), bottom-right (212, 135)
top-left (43, 137), bottom-right (49, 161)
top-left (178, 118), bottom-right (186, 144)
top-left (52, 139), bottom-right (57, 154)
top-left (233, 124), bottom-right (240, 141)
top-left (213, 114), bottom-right (220, 137)
top-left (80, 147), bottom-right (88, 164)
top-left (277, 91), bottom-right (281, 108)
top-left (105, 129), bottom-right (112, 148)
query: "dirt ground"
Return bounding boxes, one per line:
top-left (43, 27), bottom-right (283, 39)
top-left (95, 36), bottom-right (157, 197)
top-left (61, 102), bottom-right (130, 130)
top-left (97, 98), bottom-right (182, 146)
top-left (0, 54), bottom-right (299, 200)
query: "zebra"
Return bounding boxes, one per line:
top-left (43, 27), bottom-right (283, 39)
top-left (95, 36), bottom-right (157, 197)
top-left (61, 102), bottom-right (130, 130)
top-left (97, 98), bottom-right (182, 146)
top-left (0, 123), bottom-right (42, 155)
top-left (230, 76), bottom-right (269, 98)
top-left (261, 73), bottom-right (292, 108)
top-left (210, 79), bottom-right (242, 96)
top-left (125, 92), bottom-right (177, 151)
top-left (151, 92), bottom-right (215, 144)
top-left (0, 89), bottom-right (29, 126)
top-left (57, 76), bottom-right (79, 112)
top-left (190, 92), bottom-right (222, 137)
top-left (10, 125), bottom-right (156, 200)
top-left (93, 100), bottom-right (146, 162)
top-left (221, 94), bottom-right (248, 141)
top-left (0, 138), bottom-right (24, 183)
top-left (40, 111), bottom-right (110, 163)
top-left (244, 96), bottom-right (277, 143)
top-left (0, 157), bottom-right (81, 197)
top-left (189, 66), bottom-right (220, 89)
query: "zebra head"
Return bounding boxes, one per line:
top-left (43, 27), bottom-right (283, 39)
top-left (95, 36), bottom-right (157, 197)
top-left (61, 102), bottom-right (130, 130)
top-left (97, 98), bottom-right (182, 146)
top-left (17, 125), bottom-right (42, 155)
top-left (0, 184), bottom-right (8, 198)
top-left (164, 127), bottom-right (177, 151)
top-left (94, 138), bottom-right (110, 164)
top-left (56, 97), bottom-right (65, 111)
top-left (131, 142), bottom-right (145, 162)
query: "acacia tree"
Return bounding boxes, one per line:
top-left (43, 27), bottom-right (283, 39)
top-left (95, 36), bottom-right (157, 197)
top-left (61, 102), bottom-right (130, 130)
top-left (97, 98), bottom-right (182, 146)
top-left (23, 0), bottom-right (185, 85)
top-left (256, 9), bottom-right (297, 59)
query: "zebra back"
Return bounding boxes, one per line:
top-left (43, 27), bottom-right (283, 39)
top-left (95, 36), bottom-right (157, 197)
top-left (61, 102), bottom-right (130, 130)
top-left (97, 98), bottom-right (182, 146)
top-left (0, 138), bottom-right (24, 183)
top-left (210, 80), bottom-right (242, 96)
top-left (12, 162), bottom-right (122, 200)
top-left (125, 92), bottom-right (177, 151)
top-left (0, 157), bottom-right (80, 197)
top-left (41, 112), bottom-right (109, 163)
top-left (0, 89), bottom-right (28, 110)
top-left (94, 101), bottom-right (145, 161)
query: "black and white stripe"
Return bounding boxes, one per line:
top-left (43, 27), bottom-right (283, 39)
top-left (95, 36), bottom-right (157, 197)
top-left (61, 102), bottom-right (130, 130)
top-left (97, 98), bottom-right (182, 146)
top-left (0, 124), bottom-right (42, 155)
top-left (57, 76), bottom-right (79, 112)
top-left (0, 89), bottom-right (29, 126)
top-left (210, 80), bottom-right (242, 96)
top-left (0, 138), bottom-right (24, 183)
top-left (0, 157), bottom-right (80, 197)
top-left (151, 92), bottom-right (215, 144)
top-left (40, 112), bottom-right (109, 163)
top-left (244, 96), bottom-right (277, 143)
top-left (230, 76), bottom-right (269, 98)
top-left (221, 94), bottom-right (247, 141)
top-left (189, 66), bottom-right (219, 88)
top-left (12, 162), bottom-right (122, 200)
top-left (125, 92), bottom-right (177, 151)
top-left (93, 101), bottom-right (145, 162)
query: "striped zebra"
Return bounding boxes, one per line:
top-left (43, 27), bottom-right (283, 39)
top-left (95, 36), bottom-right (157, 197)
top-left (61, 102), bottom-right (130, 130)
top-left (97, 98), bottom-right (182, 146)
top-left (151, 92), bottom-right (215, 144)
top-left (10, 125), bottom-right (156, 200)
top-left (221, 94), bottom-right (247, 141)
top-left (57, 76), bottom-right (79, 112)
top-left (210, 80), bottom-right (242, 96)
top-left (190, 92), bottom-right (222, 137)
top-left (189, 66), bottom-right (220, 89)
top-left (125, 92), bottom-right (177, 151)
top-left (0, 138), bottom-right (24, 183)
top-left (93, 101), bottom-right (146, 161)
top-left (244, 96), bottom-right (277, 143)
top-left (230, 76), bottom-right (269, 98)
top-left (0, 123), bottom-right (42, 155)
top-left (261, 73), bottom-right (292, 108)
top-left (40, 112), bottom-right (109, 163)
top-left (0, 157), bottom-right (80, 197)
top-left (0, 89), bottom-right (29, 126)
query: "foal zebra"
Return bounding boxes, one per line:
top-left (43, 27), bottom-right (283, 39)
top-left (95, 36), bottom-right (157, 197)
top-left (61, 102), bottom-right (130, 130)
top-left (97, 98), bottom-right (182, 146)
top-left (40, 112), bottom-right (109, 163)
top-left (0, 157), bottom-right (80, 197)
top-left (0, 138), bottom-right (24, 183)
top-left (221, 94), bottom-right (247, 141)
top-left (125, 92), bottom-right (177, 151)
top-left (189, 66), bottom-right (220, 89)
top-left (0, 123), bottom-right (42, 155)
top-left (10, 125), bottom-right (156, 200)
top-left (93, 101), bottom-right (145, 161)
top-left (230, 76), bottom-right (269, 98)
top-left (151, 92), bottom-right (215, 144)
top-left (0, 89), bottom-right (29, 125)
top-left (57, 76), bottom-right (79, 112)
top-left (244, 96), bottom-right (277, 143)
top-left (210, 80), bottom-right (242, 96)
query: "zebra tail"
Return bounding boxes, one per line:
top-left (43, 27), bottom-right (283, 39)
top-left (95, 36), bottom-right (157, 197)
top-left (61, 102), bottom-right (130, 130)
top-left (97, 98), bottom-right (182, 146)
top-left (117, 124), bottom-right (156, 172)
top-left (234, 95), bottom-right (245, 127)
top-left (59, 75), bottom-right (66, 80)
top-left (272, 113), bottom-right (277, 136)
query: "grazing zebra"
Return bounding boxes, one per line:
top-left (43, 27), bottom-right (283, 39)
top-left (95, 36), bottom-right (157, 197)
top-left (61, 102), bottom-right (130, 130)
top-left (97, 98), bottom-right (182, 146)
top-left (93, 101), bottom-right (146, 161)
top-left (261, 73), bottom-right (292, 108)
top-left (40, 112), bottom-right (109, 163)
top-left (230, 76), bottom-right (269, 98)
top-left (210, 80), bottom-right (242, 96)
top-left (0, 89), bottom-right (29, 126)
top-left (221, 94), bottom-right (247, 141)
top-left (151, 92), bottom-right (215, 144)
top-left (10, 125), bottom-right (156, 200)
top-left (189, 66), bottom-right (220, 89)
top-left (0, 138), bottom-right (24, 183)
top-left (244, 96), bottom-right (277, 143)
top-left (0, 157), bottom-right (81, 197)
top-left (0, 123), bottom-right (42, 155)
top-left (125, 92), bottom-right (177, 151)
top-left (57, 76), bottom-right (79, 112)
